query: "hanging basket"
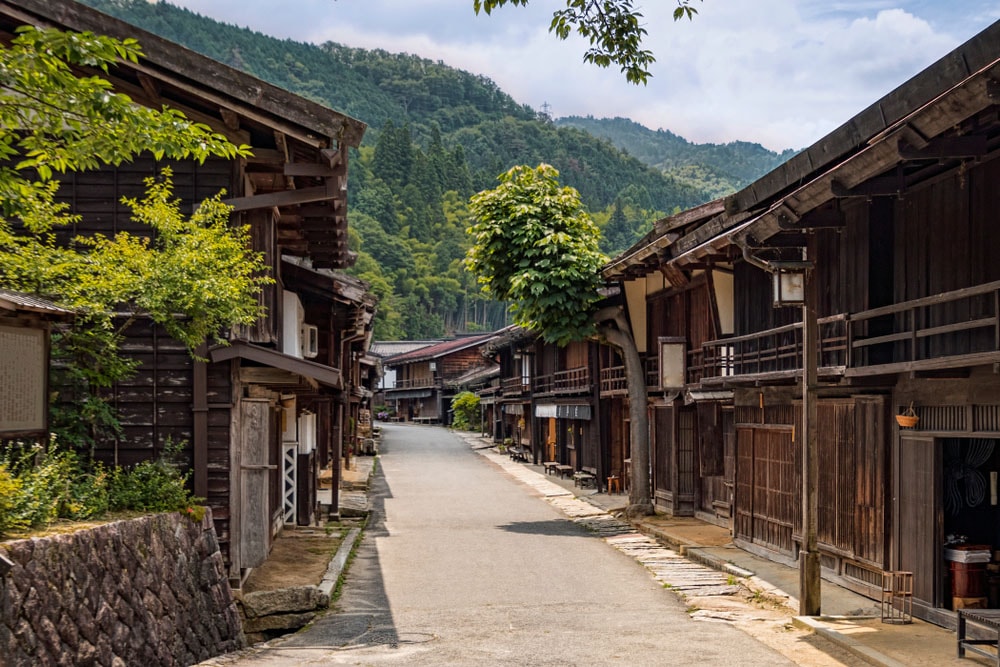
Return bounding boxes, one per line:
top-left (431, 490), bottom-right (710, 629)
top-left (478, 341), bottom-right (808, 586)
top-left (896, 403), bottom-right (919, 428)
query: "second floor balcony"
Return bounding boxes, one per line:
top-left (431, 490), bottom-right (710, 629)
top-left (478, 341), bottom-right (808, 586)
top-left (501, 375), bottom-right (531, 396)
top-left (388, 376), bottom-right (438, 391)
top-left (599, 281), bottom-right (1000, 392)
top-left (696, 280), bottom-right (1000, 385)
top-left (535, 366), bottom-right (591, 396)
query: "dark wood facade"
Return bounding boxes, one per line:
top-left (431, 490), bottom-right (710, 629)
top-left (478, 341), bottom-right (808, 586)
top-left (601, 20), bottom-right (1000, 626)
top-left (384, 334), bottom-right (496, 425)
top-left (0, 0), bottom-right (375, 586)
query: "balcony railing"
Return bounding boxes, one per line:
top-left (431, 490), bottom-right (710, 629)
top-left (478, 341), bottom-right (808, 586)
top-left (535, 366), bottom-right (591, 396)
top-left (847, 280), bottom-right (1000, 376)
top-left (600, 366), bottom-right (627, 394)
top-left (697, 315), bottom-right (847, 384)
top-left (389, 377), bottom-right (438, 390)
top-left (501, 376), bottom-right (531, 396)
top-left (692, 281), bottom-right (1000, 383)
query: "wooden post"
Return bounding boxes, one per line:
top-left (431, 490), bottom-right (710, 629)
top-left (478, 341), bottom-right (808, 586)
top-left (192, 343), bottom-right (209, 499)
top-left (800, 251), bottom-right (821, 616)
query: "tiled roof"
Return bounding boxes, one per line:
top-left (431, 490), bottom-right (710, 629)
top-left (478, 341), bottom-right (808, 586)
top-left (369, 340), bottom-right (442, 358)
top-left (384, 333), bottom-right (497, 366)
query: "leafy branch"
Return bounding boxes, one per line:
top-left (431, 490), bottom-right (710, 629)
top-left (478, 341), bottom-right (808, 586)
top-left (473, 0), bottom-right (702, 84)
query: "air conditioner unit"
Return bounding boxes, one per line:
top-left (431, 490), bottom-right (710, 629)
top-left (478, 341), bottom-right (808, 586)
top-left (301, 324), bottom-right (319, 358)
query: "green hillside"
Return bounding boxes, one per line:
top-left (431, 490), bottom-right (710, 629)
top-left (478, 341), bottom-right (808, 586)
top-left (78, 0), bottom-right (781, 340)
top-left (557, 116), bottom-right (798, 199)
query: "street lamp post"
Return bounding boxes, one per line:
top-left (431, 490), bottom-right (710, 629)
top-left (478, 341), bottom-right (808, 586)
top-left (770, 257), bottom-right (821, 616)
top-left (799, 257), bottom-right (821, 616)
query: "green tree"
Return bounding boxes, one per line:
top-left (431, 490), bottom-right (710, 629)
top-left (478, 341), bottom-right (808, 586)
top-left (466, 163), bottom-right (652, 514)
top-left (466, 164), bottom-right (607, 346)
top-left (473, 0), bottom-right (702, 84)
top-left (0, 26), bottom-right (265, 448)
top-left (601, 200), bottom-right (633, 254)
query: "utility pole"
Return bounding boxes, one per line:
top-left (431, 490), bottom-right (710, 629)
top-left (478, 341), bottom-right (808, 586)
top-left (800, 245), bottom-right (821, 616)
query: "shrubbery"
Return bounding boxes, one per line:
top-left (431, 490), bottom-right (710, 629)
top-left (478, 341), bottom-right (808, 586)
top-left (450, 391), bottom-right (481, 431)
top-left (0, 438), bottom-right (201, 537)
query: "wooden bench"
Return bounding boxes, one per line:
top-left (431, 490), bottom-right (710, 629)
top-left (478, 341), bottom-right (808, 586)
top-left (574, 467), bottom-right (598, 489)
top-left (554, 464), bottom-right (574, 479)
top-left (509, 446), bottom-right (529, 462)
top-left (543, 461), bottom-right (560, 475)
top-left (957, 608), bottom-right (1000, 665)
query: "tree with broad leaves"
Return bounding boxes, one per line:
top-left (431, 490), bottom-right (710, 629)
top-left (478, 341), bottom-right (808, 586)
top-left (473, 0), bottom-right (702, 85)
top-left (465, 163), bottom-right (653, 514)
top-left (0, 26), bottom-right (268, 449)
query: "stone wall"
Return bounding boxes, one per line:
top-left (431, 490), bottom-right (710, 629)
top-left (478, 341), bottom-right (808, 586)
top-left (0, 510), bottom-right (245, 666)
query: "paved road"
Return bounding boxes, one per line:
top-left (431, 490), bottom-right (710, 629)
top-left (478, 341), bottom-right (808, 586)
top-left (224, 424), bottom-right (798, 666)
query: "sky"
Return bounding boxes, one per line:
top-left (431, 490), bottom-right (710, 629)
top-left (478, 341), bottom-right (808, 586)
top-left (162, 1), bottom-right (999, 152)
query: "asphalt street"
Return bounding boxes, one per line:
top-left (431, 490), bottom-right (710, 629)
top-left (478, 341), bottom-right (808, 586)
top-left (220, 423), bottom-right (800, 666)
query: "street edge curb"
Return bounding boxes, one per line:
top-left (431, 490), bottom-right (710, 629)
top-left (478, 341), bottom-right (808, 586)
top-left (318, 525), bottom-right (362, 599)
top-left (792, 616), bottom-right (906, 667)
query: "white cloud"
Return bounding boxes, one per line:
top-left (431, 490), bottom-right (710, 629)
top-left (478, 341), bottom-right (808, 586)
top-left (164, 0), bottom-right (997, 152)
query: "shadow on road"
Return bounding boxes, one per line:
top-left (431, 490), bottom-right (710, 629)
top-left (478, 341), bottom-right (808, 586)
top-left (271, 442), bottom-right (402, 654)
top-left (496, 519), bottom-right (590, 537)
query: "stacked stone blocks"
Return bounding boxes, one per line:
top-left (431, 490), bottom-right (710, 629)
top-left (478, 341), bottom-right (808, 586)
top-left (0, 509), bottom-right (245, 666)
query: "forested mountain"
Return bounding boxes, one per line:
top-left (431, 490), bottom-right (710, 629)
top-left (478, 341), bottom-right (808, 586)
top-left (557, 116), bottom-right (798, 199)
top-left (79, 0), bottom-right (787, 340)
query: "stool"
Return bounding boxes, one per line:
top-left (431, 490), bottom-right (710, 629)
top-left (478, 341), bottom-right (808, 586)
top-left (881, 570), bottom-right (913, 624)
top-left (607, 476), bottom-right (621, 494)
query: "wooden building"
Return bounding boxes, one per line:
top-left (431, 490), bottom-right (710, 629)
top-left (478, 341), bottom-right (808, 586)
top-left (0, 0), bottom-right (374, 586)
top-left (478, 326), bottom-right (604, 484)
top-left (383, 333), bottom-right (496, 425)
top-left (531, 336), bottom-right (602, 483)
top-left (602, 20), bottom-right (1000, 626)
top-left (482, 326), bottom-right (536, 448)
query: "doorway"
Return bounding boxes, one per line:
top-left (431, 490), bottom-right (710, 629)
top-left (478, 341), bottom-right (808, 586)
top-left (941, 438), bottom-right (1000, 610)
top-left (896, 435), bottom-right (1000, 622)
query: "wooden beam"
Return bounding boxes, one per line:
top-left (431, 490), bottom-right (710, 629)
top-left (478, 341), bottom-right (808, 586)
top-left (778, 203), bottom-right (845, 230)
top-left (831, 167), bottom-right (907, 198)
top-left (137, 72), bottom-right (161, 102)
top-left (897, 134), bottom-right (987, 160)
top-left (274, 131), bottom-right (290, 163)
top-left (245, 148), bottom-right (286, 165)
top-left (659, 263), bottom-right (689, 288)
top-left (222, 182), bottom-right (341, 211)
top-left (775, 203), bottom-right (799, 227)
top-left (320, 148), bottom-right (343, 168)
top-left (284, 163), bottom-right (338, 178)
top-left (220, 107), bottom-right (241, 131)
top-left (797, 203), bottom-right (845, 229)
top-left (296, 202), bottom-right (344, 217)
top-left (240, 367), bottom-right (318, 389)
top-left (300, 218), bottom-right (346, 231)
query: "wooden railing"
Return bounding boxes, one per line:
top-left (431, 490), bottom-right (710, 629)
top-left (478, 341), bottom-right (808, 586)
top-left (600, 366), bottom-right (627, 394)
top-left (694, 281), bottom-right (1000, 383)
top-left (847, 280), bottom-right (1000, 375)
top-left (501, 376), bottom-right (531, 396)
top-left (696, 315), bottom-right (847, 384)
top-left (390, 377), bottom-right (437, 390)
top-left (535, 366), bottom-right (591, 395)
